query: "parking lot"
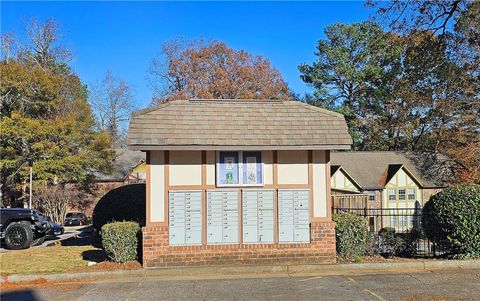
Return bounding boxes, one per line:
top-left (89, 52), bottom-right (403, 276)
top-left (0, 226), bottom-right (88, 253)
top-left (2, 268), bottom-right (479, 301)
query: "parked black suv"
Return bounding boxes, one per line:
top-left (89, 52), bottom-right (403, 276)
top-left (64, 212), bottom-right (88, 226)
top-left (0, 208), bottom-right (49, 249)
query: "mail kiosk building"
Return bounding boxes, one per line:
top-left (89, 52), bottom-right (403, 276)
top-left (127, 99), bottom-right (352, 267)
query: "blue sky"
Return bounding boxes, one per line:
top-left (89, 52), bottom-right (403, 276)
top-left (2, 1), bottom-right (371, 108)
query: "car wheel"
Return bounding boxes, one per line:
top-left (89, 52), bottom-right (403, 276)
top-left (31, 234), bottom-right (46, 246)
top-left (4, 222), bottom-right (33, 250)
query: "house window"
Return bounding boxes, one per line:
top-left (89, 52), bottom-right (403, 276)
top-left (398, 189), bottom-right (406, 201)
top-left (388, 189), bottom-right (396, 201)
top-left (407, 188), bottom-right (415, 200)
top-left (217, 151), bottom-right (263, 187)
top-left (368, 192), bottom-right (375, 201)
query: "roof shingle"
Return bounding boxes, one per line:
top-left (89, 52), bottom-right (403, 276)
top-left (127, 99), bottom-right (352, 150)
top-left (331, 151), bottom-right (453, 189)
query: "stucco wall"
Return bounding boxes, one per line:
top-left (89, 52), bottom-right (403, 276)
top-left (383, 168), bottom-right (422, 208)
top-left (166, 150), bottom-right (310, 187)
top-left (150, 150), bottom-right (165, 222)
top-left (312, 150), bottom-right (328, 218)
top-left (263, 150), bottom-right (274, 185)
top-left (169, 151), bottom-right (202, 186)
top-left (331, 169), bottom-right (359, 192)
top-left (277, 150), bottom-right (309, 185)
top-left (206, 151), bottom-right (215, 186)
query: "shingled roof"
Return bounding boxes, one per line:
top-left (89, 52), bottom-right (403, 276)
top-left (331, 151), bottom-right (454, 189)
top-left (94, 149), bottom-right (145, 182)
top-left (127, 99), bottom-right (352, 150)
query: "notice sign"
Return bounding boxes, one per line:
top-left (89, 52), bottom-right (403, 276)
top-left (219, 152), bottom-right (239, 185)
top-left (225, 157), bottom-right (235, 170)
top-left (246, 157), bottom-right (257, 184)
top-left (225, 157), bottom-right (235, 184)
top-left (242, 151), bottom-right (262, 185)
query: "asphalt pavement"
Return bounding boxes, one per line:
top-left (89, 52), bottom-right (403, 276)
top-left (2, 268), bottom-right (479, 301)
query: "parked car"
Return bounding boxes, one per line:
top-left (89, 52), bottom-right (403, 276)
top-left (64, 212), bottom-right (88, 226)
top-left (0, 208), bottom-right (49, 249)
top-left (45, 216), bottom-right (65, 238)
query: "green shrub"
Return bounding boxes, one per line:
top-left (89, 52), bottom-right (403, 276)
top-left (93, 184), bottom-right (146, 233)
top-left (379, 227), bottom-right (395, 234)
top-left (422, 184), bottom-right (480, 258)
top-left (378, 227), bottom-right (417, 257)
top-left (379, 227), bottom-right (400, 256)
top-left (101, 221), bottom-right (140, 263)
top-left (365, 235), bottom-right (380, 256)
top-left (333, 212), bottom-right (368, 259)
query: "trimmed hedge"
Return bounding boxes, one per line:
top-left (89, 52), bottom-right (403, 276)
top-left (422, 184), bottom-right (480, 258)
top-left (93, 184), bottom-right (146, 233)
top-left (101, 221), bottom-right (140, 263)
top-left (333, 212), bottom-right (368, 259)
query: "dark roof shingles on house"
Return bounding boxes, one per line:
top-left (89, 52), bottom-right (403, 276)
top-left (331, 151), bottom-right (453, 189)
top-left (95, 149), bottom-right (145, 182)
top-left (127, 99), bottom-right (352, 150)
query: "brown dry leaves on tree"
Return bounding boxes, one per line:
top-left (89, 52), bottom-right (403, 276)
top-left (148, 39), bottom-right (290, 105)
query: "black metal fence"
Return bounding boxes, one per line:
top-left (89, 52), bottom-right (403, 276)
top-left (333, 206), bottom-right (446, 258)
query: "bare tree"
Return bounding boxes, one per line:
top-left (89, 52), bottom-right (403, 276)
top-left (90, 71), bottom-right (136, 147)
top-left (34, 186), bottom-right (79, 224)
top-left (1, 32), bottom-right (17, 62)
top-left (18, 17), bottom-right (73, 71)
top-left (368, 0), bottom-right (470, 36)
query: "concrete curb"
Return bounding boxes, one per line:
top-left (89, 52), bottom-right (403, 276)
top-left (2, 259), bottom-right (479, 284)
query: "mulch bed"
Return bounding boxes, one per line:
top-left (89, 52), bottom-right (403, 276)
top-left (69, 260), bottom-right (142, 273)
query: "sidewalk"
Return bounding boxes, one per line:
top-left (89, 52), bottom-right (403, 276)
top-left (2, 259), bottom-right (479, 285)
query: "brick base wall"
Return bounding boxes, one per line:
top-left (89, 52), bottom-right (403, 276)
top-left (142, 222), bottom-right (336, 267)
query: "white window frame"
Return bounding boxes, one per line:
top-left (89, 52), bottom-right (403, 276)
top-left (216, 151), bottom-right (265, 187)
top-left (398, 189), bottom-right (406, 201)
top-left (407, 188), bottom-right (416, 200)
top-left (388, 189), bottom-right (396, 201)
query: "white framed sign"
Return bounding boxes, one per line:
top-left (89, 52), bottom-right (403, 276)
top-left (216, 151), bottom-right (264, 187)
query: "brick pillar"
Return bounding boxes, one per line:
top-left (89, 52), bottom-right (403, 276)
top-left (310, 221), bottom-right (337, 263)
top-left (142, 226), bottom-right (168, 267)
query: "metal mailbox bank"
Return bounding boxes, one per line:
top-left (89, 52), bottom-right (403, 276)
top-left (127, 99), bottom-right (352, 267)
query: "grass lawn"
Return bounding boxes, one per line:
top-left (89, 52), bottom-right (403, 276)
top-left (0, 244), bottom-right (106, 275)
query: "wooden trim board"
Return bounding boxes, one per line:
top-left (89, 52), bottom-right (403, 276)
top-left (164, 151), bottom-right (170, 226)
top-left (201, 151), bottom-right (207, 245)
top-left (146, 151), bottom-right (151, 225)
top-left (308, 150), bottom-right (313, 221)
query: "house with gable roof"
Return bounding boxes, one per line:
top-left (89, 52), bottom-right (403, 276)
top-left (330, 151), bottom-right (452, 230)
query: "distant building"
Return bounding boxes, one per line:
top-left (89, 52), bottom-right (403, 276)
top-left (95, 149), bottom-right (146, 184)
top-left (330, 151), bottom-right (453, 231)
top-left (69, 149), bottom-right (146, 216)
top-left (125, 159), bottom-right (146, 183)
